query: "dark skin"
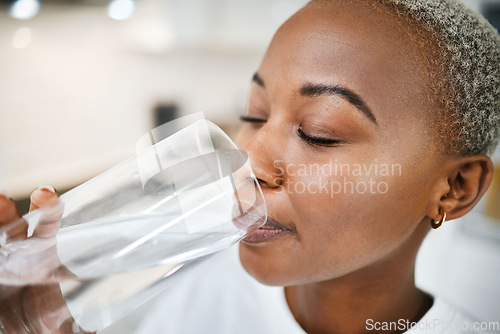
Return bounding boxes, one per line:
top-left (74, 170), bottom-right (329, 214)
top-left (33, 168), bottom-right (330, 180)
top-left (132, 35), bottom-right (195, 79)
top-left (237, 1), bottom-right (494, 333)
top-left (0, 1), bottom-right (494, 333)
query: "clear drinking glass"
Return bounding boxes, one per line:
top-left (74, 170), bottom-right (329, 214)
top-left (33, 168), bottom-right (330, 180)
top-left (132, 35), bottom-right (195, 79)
top-left (0, 118), bottom-right (267, 332)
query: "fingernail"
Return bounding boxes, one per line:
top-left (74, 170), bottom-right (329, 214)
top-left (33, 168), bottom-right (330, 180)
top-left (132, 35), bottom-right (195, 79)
top-left (38, 185), bottom-right (56, 193)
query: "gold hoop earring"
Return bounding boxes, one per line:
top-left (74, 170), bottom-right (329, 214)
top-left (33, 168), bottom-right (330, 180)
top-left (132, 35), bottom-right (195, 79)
top-left (431, 210), bottom-right (447, 229)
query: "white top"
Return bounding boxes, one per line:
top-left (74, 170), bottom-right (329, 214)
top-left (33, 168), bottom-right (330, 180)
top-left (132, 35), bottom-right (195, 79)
top-left (136, 246), bottom-right (495, 334)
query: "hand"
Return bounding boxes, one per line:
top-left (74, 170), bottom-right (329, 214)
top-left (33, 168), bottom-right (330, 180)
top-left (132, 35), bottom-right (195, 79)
top-left (0, 187), bottom-right (92, 334)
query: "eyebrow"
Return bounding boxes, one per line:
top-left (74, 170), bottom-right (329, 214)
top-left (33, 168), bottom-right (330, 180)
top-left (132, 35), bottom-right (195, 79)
top-left (252, 72), bottom-right (377, 124)
top-left (300, 84), bottom-right (377, 124)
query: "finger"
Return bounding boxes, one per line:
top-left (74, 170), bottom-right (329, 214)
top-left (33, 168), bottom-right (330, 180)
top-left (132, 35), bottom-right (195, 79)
top-left (0, 193), bottom-right (27, 244)
top-left (0, 192), bottom-right (21, 226)
top-left (32, 203), bottom-right (63, 238)
top-left (30, 186), bottom-right (63, 238)
top-left (29, 185), bottom-right (59, 212)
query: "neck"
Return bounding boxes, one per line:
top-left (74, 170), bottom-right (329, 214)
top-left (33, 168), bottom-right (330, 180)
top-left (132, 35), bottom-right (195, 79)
top-left (285, 223), bottom-right (432, 334)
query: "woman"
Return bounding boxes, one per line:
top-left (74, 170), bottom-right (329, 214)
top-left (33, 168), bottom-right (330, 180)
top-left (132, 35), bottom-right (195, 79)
top-left (1, 0), bottom-right (499, 333)
top-left (140, 0), bottom-right (499, 333)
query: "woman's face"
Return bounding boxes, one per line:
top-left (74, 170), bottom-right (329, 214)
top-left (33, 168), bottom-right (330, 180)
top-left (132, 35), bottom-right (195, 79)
top-left (236, 0), bottom-right (443, 286)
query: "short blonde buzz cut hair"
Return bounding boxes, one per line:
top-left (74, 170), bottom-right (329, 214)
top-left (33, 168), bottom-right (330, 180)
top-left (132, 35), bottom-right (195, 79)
top-left (311, 0), bottom-right (500, 156)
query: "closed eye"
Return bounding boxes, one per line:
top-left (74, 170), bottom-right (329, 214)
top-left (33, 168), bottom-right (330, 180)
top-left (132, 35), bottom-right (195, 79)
top-left (240, 116), bottom-right (267, 123)
top-left (297, 128), bottom-right (343, 147)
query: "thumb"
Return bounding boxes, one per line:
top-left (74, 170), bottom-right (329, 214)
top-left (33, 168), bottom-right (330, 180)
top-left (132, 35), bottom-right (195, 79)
top-left (29, 185), bottom-right (59, 212)
top-left (29, 186), bottom-right (63, 238)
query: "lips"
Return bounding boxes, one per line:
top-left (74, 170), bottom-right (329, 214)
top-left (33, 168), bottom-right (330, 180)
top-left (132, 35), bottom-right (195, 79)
top-left (242, 217), bottom-right (294, 244)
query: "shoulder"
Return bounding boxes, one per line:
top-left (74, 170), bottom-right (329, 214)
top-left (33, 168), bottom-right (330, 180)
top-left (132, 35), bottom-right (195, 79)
top-left (406, 298), bottom-right (499, 334)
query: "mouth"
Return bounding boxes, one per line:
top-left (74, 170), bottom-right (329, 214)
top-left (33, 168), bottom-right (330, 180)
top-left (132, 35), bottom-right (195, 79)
top-left (241, 217), bottom-right (294, 244)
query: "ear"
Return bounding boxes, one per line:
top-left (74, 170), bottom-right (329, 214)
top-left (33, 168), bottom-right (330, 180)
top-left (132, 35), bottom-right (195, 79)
top-left (427, 155), bottom-right (494, 222)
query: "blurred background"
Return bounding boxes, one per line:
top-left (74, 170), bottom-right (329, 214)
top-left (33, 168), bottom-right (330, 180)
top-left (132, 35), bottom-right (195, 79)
top-left (0, 0), bottom-right (498, 208)
top-left (0, 0), bottom-right (310, 202)
top-left (0, 0), bottom-right (499, 332)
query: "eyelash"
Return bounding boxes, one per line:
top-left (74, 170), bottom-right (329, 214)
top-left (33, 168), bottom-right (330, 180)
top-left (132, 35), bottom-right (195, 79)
top-left (297, 128), bottom-right (341, 147)
top-left (240, 116), bottom-right (341, 147)
top-left (240, 116), bottom-right (267, 123)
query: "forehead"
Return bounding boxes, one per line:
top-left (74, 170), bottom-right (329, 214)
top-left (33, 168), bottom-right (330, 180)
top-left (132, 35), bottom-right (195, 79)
top-left (259, 0), bottom-right (433, 126)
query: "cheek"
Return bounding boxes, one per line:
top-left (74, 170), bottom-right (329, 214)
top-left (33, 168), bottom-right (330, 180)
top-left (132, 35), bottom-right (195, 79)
top-left (284, 166), bottom-right (428, 280)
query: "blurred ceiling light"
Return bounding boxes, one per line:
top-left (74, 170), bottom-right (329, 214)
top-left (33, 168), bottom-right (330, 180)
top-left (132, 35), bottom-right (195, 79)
top-left (108, 0), bottom-right (135, 21)
top-left (12, 27), bottom-right (32, 49)
top-left (9, 0), bottom-right (40, 20)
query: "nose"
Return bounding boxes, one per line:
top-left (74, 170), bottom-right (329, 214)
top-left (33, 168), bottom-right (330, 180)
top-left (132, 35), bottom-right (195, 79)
top-left (241, 126), bottom-right (284, 189)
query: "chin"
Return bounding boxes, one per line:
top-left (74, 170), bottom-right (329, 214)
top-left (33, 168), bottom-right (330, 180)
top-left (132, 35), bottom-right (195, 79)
top-left (241, 263), bottom-right (289, 286)
top-left (238, 243), bottom-right (299, 287)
